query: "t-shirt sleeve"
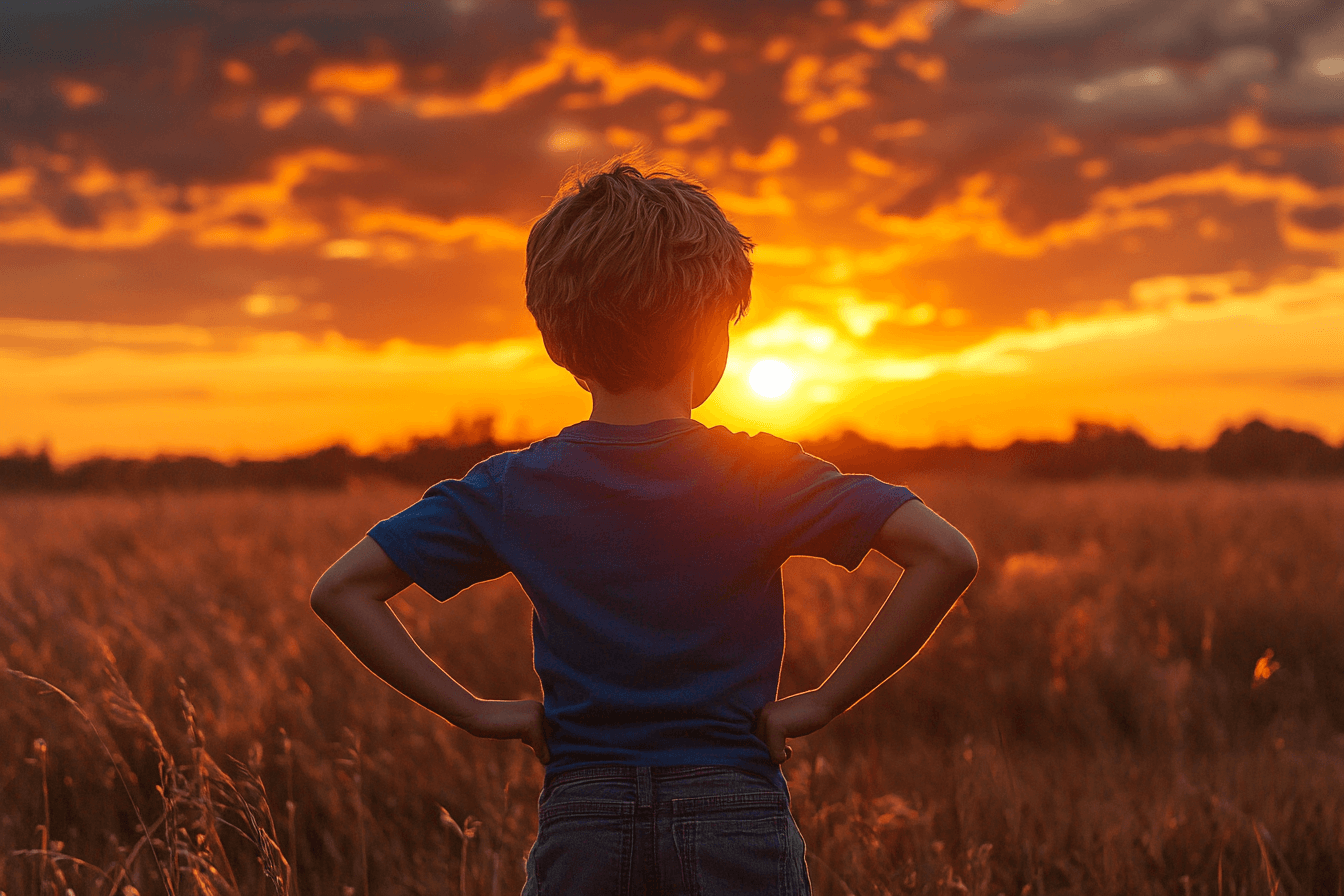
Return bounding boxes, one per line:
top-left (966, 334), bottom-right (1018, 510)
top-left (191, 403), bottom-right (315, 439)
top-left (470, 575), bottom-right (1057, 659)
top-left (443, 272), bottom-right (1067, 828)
top-left (366, 458), bottom-right (511, 601)
top-left (754, 434), bottom-right (920, 571)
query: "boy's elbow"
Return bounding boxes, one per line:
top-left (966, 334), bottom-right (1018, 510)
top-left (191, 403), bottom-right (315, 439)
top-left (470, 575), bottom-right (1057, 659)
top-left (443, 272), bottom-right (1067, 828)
top-left (309, 575), bottom-right (345, 618)
top-left (941, 536), bottom-right (979, 591)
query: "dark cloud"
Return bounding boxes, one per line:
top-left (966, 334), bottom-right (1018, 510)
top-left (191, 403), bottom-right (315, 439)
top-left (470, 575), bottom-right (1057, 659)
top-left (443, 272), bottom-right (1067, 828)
top-left (1291, 203), bottom-right (1344, 231)
top-left (968, 0), bottom-right (1331, 54)
top-left (967, 0), bottom-right (1155, 44)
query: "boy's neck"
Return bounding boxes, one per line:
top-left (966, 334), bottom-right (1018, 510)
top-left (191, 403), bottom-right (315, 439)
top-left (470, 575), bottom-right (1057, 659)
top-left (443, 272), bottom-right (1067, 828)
top-left (584, 369), bottom-right (694, 426)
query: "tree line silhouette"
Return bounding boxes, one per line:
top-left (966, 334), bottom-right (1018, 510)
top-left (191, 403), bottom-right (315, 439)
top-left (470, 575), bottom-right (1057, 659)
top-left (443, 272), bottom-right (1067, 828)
top-left (2, 418), bottom-right (1341, 492)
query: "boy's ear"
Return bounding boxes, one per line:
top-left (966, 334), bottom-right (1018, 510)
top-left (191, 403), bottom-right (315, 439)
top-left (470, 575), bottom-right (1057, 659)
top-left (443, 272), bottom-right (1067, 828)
top-left (573, 376), bottom-right (592, 393)
top-left (691, 320), bottom-right (731, 409)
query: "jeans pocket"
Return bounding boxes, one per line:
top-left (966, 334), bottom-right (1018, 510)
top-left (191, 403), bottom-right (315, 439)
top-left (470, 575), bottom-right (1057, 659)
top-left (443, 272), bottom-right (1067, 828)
top-left (527, 799), bottom-right (635, 896)
top-left (670, 793), bottom-right (809, 896)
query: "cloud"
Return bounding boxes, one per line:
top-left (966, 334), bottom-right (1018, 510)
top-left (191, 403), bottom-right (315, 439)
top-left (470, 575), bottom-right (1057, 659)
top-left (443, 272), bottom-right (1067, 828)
top-left (309, 61), bottom-right (403, 96)
top-left (970, 0), bottom-right (1328, 52)
top-left (850, 1), bottom-right (949, 48)
top-left (53, 78), bottom-right (105, 109)
top-left (857, 171), bottom-right (1172, 260)
top-left (731, 136), bottom-right (799, 173)
top-left (1061, 48), bottom-right (1282, 128)
top-left (1270, 8), bottom-right (1344, 119)
top-left (715, 177), bottom-right (796, 217)
top-left (0, 316), bottom-right (212, 348)
top-left (0, 146), bottom-right (539, 259)
top-left (969, 0), bottom-right (1148, 43)
top-left (1093, 163), bottom-right (1344, 255)
top-left (411, 19), bottom-right (723, 119)
top-left (664, 107), bottom-right (731, 144)
top-left (781, 52), bottom-right (874, 123)
top-left (344, 204), bottom-right (529, 251)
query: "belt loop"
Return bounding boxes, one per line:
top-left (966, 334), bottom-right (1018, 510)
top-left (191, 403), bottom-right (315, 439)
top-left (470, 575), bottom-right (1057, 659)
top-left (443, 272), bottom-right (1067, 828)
top-left (635, 766), bottom-right (653, 810)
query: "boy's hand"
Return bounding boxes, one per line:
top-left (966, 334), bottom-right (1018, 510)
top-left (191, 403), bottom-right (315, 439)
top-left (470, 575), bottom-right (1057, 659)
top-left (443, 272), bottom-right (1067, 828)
top-left (753, 690), bottom-right (836, 765)
top-left (462, 699), bottom-right (552, 765)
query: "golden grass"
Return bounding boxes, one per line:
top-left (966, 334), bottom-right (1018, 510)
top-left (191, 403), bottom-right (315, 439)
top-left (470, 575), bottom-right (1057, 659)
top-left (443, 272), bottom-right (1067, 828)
top-left (2, 478), bottom-right (1343, 895)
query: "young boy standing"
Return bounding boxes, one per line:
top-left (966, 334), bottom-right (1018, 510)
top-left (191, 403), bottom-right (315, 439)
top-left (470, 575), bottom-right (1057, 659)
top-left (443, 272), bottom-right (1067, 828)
top-left (311, 161), bottom-right (978, 894)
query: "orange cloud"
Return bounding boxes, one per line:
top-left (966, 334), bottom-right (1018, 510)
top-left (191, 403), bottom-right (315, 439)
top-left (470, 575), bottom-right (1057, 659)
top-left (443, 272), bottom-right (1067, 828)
top-left (321, 95), bottom-right (358, 126)
top-left (344, 204), bottom-right (529, 251)
top-left (850, 1), bottom-right (941, 48)
top-left (0, 317), bottom-right (212, 348)
top-left (186, 149), bottom-right (360, 249)
top-left (604, 125), bottom-right (649, 148)
top-left (0, 168), bottom-right (36, 199)
top-left (309, 61), bottom-right (402, 96)
top-left (1093, 164), bottom-right (1336, 210)
top-left (1090, 164), bottom-right (1344, 256)
top-left (837, 160), bottom-right (1340, 274)
top-left (53, 79), bottom-right (105, 109)
top-left (1227, 110), bottom-right (1265, 149)
top-left (221, 59), bottom-right (255, 86)
top-left (258, 97), bottom-right (303, 129)
top-left (847, 148), bottom-right (898, 177)
top-left (663, 108), bottom-right (731, 144)
top-left (0, 143), bottom-right (513, 257)
top-left (897, 51), bottom-right (946, 84)
top-left (0, 148), bottom-right (357, 251)
top-left (0, 144), bottom-right (541, 260)
top-left (782, 53), bottom-right (873, 123)
top-left (858, 172), bottom-right (1171, 262)
top-left (413, 22), bottom-right (721, 119)
top-left (752, 243), bottom-right (816, 266)
top-left (0, 156), bottom-right (176, 250)
top-left (714, 177), bottom-right (795, 217)
top-left (871, 119), bottom-right (928, 140)
top-left (731, 136), bottom-right (798, 173)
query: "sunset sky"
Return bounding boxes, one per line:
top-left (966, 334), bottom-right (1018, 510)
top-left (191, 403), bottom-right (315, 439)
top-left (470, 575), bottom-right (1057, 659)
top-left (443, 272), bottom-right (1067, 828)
top-left (3, 0), bottom-right (1343, 461)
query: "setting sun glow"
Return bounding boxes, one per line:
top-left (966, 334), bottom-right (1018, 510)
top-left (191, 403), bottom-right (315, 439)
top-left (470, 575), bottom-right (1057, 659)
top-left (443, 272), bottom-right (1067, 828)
top-left (749, 359), bottom-right (795, 399)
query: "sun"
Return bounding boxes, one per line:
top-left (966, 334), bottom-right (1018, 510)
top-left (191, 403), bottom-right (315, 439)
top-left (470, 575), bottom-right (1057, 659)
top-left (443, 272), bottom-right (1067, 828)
top-left (749, 359), bottom-right (794, 399)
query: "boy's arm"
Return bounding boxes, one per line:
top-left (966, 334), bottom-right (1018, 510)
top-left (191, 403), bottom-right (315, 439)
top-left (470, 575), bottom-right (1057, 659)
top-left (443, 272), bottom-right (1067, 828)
top-left (310, 536), bottom-right (550, 763)
top-left (754, 500), bottom-right (977, 763)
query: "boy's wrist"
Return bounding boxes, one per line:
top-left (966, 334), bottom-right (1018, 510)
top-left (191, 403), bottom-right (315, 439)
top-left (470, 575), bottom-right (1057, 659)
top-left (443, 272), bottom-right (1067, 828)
top-left (442, 694), bottom-right (486, 732)
top-left (809, 685), bottom-right (847, 723)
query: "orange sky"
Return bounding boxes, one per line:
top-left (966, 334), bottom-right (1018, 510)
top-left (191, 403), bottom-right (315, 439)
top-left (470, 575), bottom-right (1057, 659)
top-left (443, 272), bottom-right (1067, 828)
top-left (3, 0), bottom-right (1343, 460)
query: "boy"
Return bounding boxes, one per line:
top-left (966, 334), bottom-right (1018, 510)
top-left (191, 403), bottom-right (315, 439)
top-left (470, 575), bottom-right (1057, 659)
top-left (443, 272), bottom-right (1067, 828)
top-left (311, 161), bottom-right (978, 895)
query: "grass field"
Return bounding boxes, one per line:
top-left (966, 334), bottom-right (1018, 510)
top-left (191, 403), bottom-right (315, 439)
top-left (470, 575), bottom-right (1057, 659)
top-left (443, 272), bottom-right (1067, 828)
top-left (2, 478), bottom-right (1343, 895)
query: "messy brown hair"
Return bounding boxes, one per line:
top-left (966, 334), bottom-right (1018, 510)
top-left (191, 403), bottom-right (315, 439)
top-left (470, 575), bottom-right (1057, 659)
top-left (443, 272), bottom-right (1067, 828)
top-left (525, 159), bottom-right (753, 393)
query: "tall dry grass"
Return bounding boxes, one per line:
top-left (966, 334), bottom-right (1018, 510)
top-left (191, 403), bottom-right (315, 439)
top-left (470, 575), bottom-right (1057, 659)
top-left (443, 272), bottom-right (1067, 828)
top-left (2, 478), bottom-right (1342, 895)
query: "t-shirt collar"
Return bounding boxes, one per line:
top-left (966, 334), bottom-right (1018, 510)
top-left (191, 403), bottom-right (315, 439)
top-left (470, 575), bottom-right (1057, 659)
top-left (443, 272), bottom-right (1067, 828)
top-left (558, 417), bottom-right (704, 445)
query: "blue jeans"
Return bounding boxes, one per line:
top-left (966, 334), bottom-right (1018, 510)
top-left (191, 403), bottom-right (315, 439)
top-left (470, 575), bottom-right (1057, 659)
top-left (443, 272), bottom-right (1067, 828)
top-left (522, 765), bottom-right (812, 896)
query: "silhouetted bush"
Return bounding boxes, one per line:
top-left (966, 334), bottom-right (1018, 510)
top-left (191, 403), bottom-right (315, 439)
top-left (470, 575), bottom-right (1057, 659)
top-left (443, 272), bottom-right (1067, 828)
top-left (1207, 419), bottom-right (1343, 477)
top-left (806, 421), bottom-right (1206, 481)
top-left (0, 448), bottom-right (57, 490)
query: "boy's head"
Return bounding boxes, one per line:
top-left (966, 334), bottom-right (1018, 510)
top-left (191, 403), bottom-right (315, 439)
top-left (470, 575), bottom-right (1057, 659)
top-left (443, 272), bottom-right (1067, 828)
top-left (525, 159), bottom-right (753, 396)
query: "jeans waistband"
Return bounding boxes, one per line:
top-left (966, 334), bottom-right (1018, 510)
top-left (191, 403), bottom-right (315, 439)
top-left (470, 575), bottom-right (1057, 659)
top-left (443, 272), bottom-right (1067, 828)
top-left (543, 763), bottom-right (786, 792)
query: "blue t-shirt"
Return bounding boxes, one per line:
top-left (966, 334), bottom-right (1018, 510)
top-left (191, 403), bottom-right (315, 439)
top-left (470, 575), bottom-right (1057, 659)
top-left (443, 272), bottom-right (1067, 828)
top-left (367, 417), bottom-right (918, 784)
